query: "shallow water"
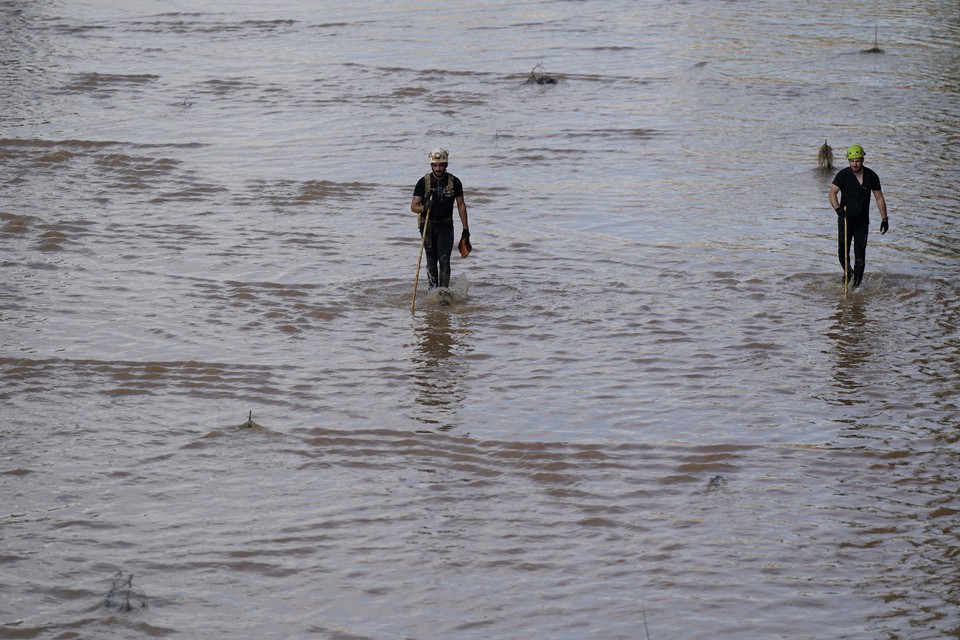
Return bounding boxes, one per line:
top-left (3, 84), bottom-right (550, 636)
top-left (2, 1), bottom-right (960, 638)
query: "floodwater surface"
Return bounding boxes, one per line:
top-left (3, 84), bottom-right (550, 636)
top-left (2, 1), bottom-right (959, 638)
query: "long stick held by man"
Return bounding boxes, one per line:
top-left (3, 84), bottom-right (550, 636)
top-left (828, 144), bottom-right (889, 290)
top-left (409, 148), bottom-right (471, 307)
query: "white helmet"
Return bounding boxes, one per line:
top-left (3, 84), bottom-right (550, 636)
top-left (428, 147), bottom-right (449, 164)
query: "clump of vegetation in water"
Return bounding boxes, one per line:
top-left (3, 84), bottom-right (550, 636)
top-left (817, 140), bottom-right (834, 170)
top-left (104, 571), bottom-right (147, 612)
top-left (526, 63), bottom-right (557, 85)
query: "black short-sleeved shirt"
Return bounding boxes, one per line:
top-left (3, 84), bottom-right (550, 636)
top-left (413, 172), bottom-right (463, 225)
top-left (832, 166), bottom-right (881, 221)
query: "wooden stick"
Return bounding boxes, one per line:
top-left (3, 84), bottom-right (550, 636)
top-left (411, 205), bottom-right (431, 313)
top-left (843, 216), bottom-right (849, 297)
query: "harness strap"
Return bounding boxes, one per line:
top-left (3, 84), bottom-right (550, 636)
top-left (424, 172), bottom-right (454, 200)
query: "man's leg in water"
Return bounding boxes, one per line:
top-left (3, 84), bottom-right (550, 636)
top-left (421, 222), bottom-right (439, 289)
top-left (852, 221), bottom-right (869, 288)
top-left (436, 226), bottom-right (454, 288)
top-left (425, 248), bottom-right (439, 288)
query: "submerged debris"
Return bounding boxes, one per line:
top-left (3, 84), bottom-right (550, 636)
top-left (817, 139), bottom-right (834, 170)
top-left (239, 410), bottom-right (259, 429)
top-left (706, 474), bottom-right (728, 491)
top-left (526, 63), bottom-right (557, 85)
top-left (104, 571), bottom-right (147, 612)
top-left (861, 25), bottom-right (885, 54)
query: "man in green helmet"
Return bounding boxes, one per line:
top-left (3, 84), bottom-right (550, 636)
top-left (828, 144), bottom-right (889, 289)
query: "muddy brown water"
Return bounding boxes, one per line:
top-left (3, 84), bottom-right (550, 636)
top-left (2, 1), bottom-right (959, 638)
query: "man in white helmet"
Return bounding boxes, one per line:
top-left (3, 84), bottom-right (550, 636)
top-left (410, 148), bottom-right (471, 290)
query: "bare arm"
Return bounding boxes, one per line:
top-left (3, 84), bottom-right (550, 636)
top-left (410, 196), bottom-right (426, 216)
top-left (828, 184), bottom-right (841, 210)
top-left (873, 189), bottom-right (888, 220)
top-left (456, 195), bottom-right (469, 232)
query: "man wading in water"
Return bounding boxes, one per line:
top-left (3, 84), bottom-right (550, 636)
top-left (828, 144), bottom-right (889, 289)
top-left (411, 148), bottom-right (471, 292)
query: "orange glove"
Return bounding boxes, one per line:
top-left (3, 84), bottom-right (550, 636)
top-left (458, 229), bottom-right (472, 258)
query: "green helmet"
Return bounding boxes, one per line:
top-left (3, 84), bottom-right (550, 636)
top-left (846, 144), bottom-right (865, 159)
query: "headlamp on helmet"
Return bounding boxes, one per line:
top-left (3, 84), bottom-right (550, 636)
top-left (428, 148), bottom-right (449, 164)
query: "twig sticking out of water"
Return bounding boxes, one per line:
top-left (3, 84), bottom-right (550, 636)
top-left (526, 62), bottom-right (557, 85)
top-left (862, 25), bottom-right (884, 53)
top-left (817, 139), bottom-right (834, 170)
top-left (239, 410), bottom-right (258, 429)
top-left (104, 571), bottom-right (147, 612)
top-left (641, 598), bottom-right (652, 640)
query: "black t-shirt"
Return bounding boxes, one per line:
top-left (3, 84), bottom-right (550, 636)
top-left (413, 172), bottom-right (463, 224)
top-left (832, 166), bottom-right (881, 220)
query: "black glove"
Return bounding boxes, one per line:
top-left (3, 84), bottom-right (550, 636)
top-left (422, 192), bottom-right (434, 214)
top-left (880, 218), bottom-right (889, 234)
top-left (835, 206), bottom-right (846, 219)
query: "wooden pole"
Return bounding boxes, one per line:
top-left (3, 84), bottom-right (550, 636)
top-left (411, 206), bottom-right (431, 313)
top-left (843, 216), bottom-right (849, 297)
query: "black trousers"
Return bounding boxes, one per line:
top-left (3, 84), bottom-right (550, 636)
top-left (421, 221), bottom-right (454, 288)
top-left (838, 216), bottom-right (869, 284)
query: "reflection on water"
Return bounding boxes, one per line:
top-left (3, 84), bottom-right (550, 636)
top-left (410, 305), bottom-right (471, 430)
top-left (829, 293), bottom-right (873, 400)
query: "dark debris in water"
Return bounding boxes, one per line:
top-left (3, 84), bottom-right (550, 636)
top-left (104, 571), bottom-right (147, 612)
top-left (817, 139), bottom-right (834, 170)
top-left (861, 26), bottom-right (885, 54)
top-left (239, 410), bottom-right (260, 429)
top-left (706, 474), bottom-right (728, 491)
top-left (526, 63), bottom-right (557, 85)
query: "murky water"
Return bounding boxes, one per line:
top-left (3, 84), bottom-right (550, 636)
top-left (2, 1), bottom-right (959, 638)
